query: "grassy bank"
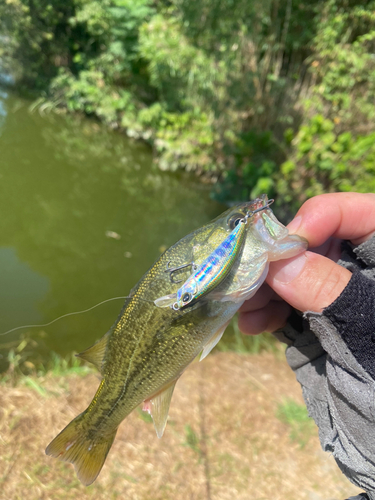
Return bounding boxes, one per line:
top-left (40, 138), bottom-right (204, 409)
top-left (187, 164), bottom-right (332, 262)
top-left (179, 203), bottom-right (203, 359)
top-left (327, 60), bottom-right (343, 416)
top-left (0, 351), bottom-right (361, 499)
top-left (0, 316), bottom-right (279, 376)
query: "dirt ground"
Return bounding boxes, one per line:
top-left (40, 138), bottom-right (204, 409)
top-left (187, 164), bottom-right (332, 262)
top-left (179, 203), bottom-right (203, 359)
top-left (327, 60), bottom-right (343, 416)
top-left (0, 352), bottom-right (362, 500)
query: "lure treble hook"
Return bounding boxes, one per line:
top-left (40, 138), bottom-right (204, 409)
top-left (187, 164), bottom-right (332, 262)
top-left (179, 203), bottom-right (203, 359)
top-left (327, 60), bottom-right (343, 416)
top-left (165, 261), bottom-right (197, 284)
top-left (250, 198), bottom-right (275, 216)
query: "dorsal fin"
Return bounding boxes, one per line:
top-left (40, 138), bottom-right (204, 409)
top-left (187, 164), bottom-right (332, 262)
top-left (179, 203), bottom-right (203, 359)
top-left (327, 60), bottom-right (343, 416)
top-left (143, 379), bottom-right (177, 438)
top-left (76, 332), bottom-right (110, 373)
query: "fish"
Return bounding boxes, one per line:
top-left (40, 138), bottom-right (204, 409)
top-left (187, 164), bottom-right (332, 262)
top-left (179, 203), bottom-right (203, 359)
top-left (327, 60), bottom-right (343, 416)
top-left (155, 212), bottom-right (248, 310)
top-left (45, 194), bottom-right (307, 486)
top-left (154, 198), bottom-right (274, 311)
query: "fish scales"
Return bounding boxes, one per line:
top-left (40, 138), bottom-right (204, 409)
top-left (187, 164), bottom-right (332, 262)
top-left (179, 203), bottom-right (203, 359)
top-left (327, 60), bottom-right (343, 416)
top-left (45, 195), bottom-right (308, 485)
top-left (86, 256), bottom-right (227, 431)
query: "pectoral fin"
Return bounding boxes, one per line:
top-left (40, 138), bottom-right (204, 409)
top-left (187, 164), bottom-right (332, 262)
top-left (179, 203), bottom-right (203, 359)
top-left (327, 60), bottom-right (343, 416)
top-left (154, 293), bottom-right (177, 309)
top-left (76, 332), bottom-right (110, 373)
top-left (200, 320), bottom-right (230, 361)
top-left (143, 380), bottom-right (177, 438)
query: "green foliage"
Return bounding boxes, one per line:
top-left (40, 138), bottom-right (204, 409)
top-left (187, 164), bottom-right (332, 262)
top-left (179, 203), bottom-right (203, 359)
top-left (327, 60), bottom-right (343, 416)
top-left (2, 0), bottom-right (375, 206)
top-left (50, 69), bottom-right (138, 125)
top-left (276, 398), bottom-right (315, 448)
top-left (0, 0), bottom-right (320, 181)
top-left (0, 0), bottom-right (77, 88)
top-left (278, 115), bottom-right (375, 210)
top-left (306, 0), bottom-right (375, 125)
top-left (278, 1), bottom-right (375, 210)
top-left (212, 130), bottom-right (280, 203)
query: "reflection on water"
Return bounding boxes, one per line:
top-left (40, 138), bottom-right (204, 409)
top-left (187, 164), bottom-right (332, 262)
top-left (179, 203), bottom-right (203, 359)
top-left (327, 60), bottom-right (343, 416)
top-left (0, 90), bottom-right (224, 368)
top-left (0, 248), bottom-right (49, 331)
top-left (0, 88), bottom-right (7, 133)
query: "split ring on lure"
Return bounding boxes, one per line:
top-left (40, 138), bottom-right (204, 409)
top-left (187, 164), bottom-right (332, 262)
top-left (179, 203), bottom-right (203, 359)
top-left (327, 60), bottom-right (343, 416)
top-left (154, 199), bottom-right (274, 311)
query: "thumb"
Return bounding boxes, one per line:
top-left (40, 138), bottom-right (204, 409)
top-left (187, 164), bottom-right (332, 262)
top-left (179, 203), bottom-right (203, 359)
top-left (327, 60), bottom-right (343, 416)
top-left (266, 251), bottom-right (352, 313)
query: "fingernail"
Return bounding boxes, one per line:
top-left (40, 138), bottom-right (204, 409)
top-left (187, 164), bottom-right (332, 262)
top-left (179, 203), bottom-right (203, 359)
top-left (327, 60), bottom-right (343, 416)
top-left (269, 253), bottom-right (307, 284)
top-left (287, 215), bottom-right (302, 234)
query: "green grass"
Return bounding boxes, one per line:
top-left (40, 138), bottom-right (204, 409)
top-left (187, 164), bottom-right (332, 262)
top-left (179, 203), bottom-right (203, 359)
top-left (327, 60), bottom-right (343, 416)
top-left (38, 352), bottom-right (91, 377)
top-left (183, 424), bottom-right (201, 456)
top-left (22, 376), bottom-right (49, 397)
top-left (276, 398), bottom-right (315, 448)
top-left (1, 344), bottom-right (92, 386)
top-left (217, 317), bottom-right (278, 355)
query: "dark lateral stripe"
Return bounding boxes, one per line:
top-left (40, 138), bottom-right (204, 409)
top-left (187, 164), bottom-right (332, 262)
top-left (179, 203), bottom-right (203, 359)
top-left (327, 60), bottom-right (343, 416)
top-left (323, 270), bottom-right (375, 381)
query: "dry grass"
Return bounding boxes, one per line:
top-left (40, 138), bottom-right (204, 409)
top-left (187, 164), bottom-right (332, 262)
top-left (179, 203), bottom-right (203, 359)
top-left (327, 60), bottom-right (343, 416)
top-left (0, 352), bottom-right (362, 500)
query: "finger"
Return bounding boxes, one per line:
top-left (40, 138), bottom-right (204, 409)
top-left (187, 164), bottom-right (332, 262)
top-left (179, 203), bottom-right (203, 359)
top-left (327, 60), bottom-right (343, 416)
top-left (238, 283), bottom-right (279, 313)
top-left (287, 192), bottom-right (375, 247)
top-left (238, 301), bottom-right (292, 335)
top-left (310, 237), bottom-right (342, 261)
top-left (266, 251), bottom-right (352, 313)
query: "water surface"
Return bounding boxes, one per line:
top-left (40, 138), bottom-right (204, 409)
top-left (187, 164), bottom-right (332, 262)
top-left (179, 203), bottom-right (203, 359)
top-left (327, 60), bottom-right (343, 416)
top-left (0, 90), bottom-right (225, 369)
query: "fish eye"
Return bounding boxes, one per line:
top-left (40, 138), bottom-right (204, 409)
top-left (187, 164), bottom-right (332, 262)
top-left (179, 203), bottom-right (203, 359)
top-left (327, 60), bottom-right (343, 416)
top-left (228, 213), bottom-right (243, 230)
top-left (182, 293), bottom-right (191, 303)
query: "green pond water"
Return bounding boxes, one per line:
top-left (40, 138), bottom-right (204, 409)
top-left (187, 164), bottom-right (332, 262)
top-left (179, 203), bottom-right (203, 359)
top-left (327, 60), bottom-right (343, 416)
top-left (0, 88), bottom-right (226, 370)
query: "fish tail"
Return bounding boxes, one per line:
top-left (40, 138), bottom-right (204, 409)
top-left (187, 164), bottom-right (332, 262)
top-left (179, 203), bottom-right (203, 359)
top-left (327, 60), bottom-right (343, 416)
top-left (45, 413), bottom-right (117, 486)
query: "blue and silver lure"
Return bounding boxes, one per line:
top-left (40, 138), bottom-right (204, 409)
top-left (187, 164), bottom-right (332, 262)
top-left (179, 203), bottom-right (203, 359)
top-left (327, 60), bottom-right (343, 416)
top-left (154, 199), bottom-right (274, 310)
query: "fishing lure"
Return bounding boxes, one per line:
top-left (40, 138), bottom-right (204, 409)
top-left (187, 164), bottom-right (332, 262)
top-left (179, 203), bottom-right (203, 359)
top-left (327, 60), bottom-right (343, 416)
top-left (154, 199), bottom-right (274, 311)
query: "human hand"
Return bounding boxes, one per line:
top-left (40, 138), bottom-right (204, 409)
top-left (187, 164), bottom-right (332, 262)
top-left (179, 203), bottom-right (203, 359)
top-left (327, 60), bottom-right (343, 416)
top-left (238, 192), bottom-right (375, 335)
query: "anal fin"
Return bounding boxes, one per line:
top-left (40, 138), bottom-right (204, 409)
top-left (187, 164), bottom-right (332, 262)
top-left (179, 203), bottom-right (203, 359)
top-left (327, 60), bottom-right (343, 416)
top-left (200, 320), bottom-right (230, 361)
top-left (143, 380), bottom-right (177, 438)
top-left (76, 332), bottom-right (110, 373)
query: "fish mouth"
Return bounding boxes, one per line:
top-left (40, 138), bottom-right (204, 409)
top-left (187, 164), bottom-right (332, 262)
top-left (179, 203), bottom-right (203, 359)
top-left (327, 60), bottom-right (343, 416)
top-left (241, 194), bottom-right (271, 217)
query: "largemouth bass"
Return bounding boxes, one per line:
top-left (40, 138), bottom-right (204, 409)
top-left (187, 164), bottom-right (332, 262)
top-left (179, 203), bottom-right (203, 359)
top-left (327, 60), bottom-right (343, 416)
top-left (45, 195), bottom-right (307, 485)
top-left (155, 204), bottom-right (254, 310)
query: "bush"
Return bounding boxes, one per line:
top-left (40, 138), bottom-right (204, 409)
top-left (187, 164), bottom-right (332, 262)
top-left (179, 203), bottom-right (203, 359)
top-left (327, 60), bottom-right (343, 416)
top-left (278, 115), bottom-right (375, 210)
top-left (2, 0), bottom-right (375, 209)
top-left (278, 1), bottom-right (375, 211)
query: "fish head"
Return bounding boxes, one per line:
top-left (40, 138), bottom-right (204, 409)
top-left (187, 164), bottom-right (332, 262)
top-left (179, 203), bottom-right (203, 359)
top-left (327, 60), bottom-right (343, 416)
top-left (250, 197), bottom-right (308, 261)
top-left (154, 195), bottom-right (307, 308)
top-left (206, 195), bottom-right (270, 239)
top-left (205, 194), bottom-right (308, 303)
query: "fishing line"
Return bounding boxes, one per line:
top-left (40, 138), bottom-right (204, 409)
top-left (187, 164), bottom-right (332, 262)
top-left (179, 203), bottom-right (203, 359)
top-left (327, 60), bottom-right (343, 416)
top-left (0, 295), bottom-right (151, 337)
top-left (1, 201), bottom-right (276, 339)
